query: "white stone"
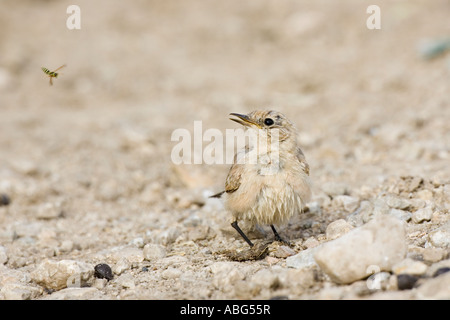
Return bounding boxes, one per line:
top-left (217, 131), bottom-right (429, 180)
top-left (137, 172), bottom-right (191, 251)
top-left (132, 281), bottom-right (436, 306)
top-left (143, 243), bottom-right (167, 260)
top-left (0, 283), bottom-right (41, 300)
top-left (412, 207), bottom-right (433, 224)
top-left (333, 195), bottom-right (360, 212)
top-left (325, 219), bottom-right (354, 240)
top-left (428, 222), bottom-right (450, 248)
top-left (161, 267), bottom-right (182, 280)
top-left (286, 247), bottom-right (319, 269)
top-left (314, 216), bottom-right (407, 284)
top-left (30, 259), bottom-right (94, 290)
top-left (392, 258), bottom-right (428, 276)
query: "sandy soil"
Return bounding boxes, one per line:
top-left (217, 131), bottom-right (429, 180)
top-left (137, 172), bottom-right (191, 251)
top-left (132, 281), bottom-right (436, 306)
top-left (0, 0), bottom-right (449, 300)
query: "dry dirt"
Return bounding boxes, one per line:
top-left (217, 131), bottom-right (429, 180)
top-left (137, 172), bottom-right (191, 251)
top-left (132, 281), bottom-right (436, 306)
top-left (0, 0), bottom-right (449, 300)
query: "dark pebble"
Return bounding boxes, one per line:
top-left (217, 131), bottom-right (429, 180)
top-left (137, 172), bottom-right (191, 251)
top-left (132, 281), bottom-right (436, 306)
top-left (397, 274), bottom-right (419, 290)
top-left (0, 194), bottom-right (11, 206)
top-left (433, 267), bottom-right (450, 278)
top-left (94, 263), bottom-right (113, 281)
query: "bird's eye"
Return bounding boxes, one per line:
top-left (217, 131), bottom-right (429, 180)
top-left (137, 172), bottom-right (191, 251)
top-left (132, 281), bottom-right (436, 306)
top-left (264, 118), bottom-right (274, 126)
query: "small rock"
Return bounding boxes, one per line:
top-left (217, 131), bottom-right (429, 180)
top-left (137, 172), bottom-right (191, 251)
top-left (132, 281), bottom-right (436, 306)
top-left (131, 237), bottom-right (145, 248)
top-left (0, 193), bottom-right (11, 206)
top-left (161, 267), bottom-right (183, 280)
top-left (392, 258), bottom-right (427, 276)
top-left (302, 237), bottom-right (319, 249)
top-left (382, 194), bottom-right (411, 210)
top-left (428, 222), bottom-right (450, 248)
top-left (116, 273), bottom-right (135, 289)
top-left (314, 216), bottom-right (406, 284)
top-left (325, 219), bottom-right (354, 240)
top-left (271, 245), bottom-right (296, 258)
top-left (113, 257), bottom-right (130, 275)
top-left (59, 240), bottom-right (74, 253)
top-left (106, 246), bottom-right (145, 265)
top-left (209, 262), bottom-right (245, 288)
top-left (422, 247), bottom-right (446, 263)
top-left (389, 208), bottom-right (411, 222)
top-left (0, 283), bottom-right (41, 300)
top-left (94, 263), bottom-right (113, 281)
top-left (286, 247), bottom-right (319, 269)
top-left (332, 195), bottom-right (360, 212)
top-left (397, 274), bottom-right (419, 290)
top-left (433, 267), bottom-right (450, 278)
top-left (143, 243), bottom-right (167, 261)
top-left (31, 259), bottom-right (94, 290)
top-left (412, 206), bottom-right (433, 224)
top-left (250, 269), bottom-right (280, 290)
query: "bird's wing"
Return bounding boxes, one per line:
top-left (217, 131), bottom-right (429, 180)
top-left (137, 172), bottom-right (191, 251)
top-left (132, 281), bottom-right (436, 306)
top-left (296, 147), bottom-right (310, 175)
top-left (209, 151), bottom-right (243, 198)
top-left (225, 161), bottom-right (243, 194)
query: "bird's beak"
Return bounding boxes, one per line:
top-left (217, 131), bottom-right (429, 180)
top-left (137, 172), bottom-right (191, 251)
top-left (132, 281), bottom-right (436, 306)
top-left (229, 113), bottom-right (261, 128)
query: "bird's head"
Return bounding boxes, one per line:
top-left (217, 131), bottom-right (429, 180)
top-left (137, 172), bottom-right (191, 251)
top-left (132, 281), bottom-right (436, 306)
top-left (229, 110), bottom-right (296, 142)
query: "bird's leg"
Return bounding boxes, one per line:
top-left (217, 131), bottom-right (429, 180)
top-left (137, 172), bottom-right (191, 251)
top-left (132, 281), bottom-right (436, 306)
top-left (271, 225), bottom-right (289, 245)
top-left (231, 221), bottom-right (254, 247)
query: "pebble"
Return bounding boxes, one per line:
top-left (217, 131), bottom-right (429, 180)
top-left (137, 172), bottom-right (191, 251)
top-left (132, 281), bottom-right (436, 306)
top-left (422, 247), bottom-right (446, 263)
top-left (0, 283), bottom-right (41, 300)
top-left (392, 258), bottom-right (427, 276)
top-left (113, 257), bottom-right (131, 275)
top-left (389, 208), bottom-right (411, 222)
top-left (325, 219), bottom-right (354, 240)
top-left (0, 193), bottom-right (11, 206)
top-left (30, 259), bottom-right (94, 290)
top-left (250, 269), bottom-right (280, 290)
top-left (271, 245), bottom-right (296, 258)
top-left (286, 247), bottom-right (319, 269)
top-left (116, 273), bottom-right (136, 289)
top-left (302, 237), bottom-right (320, 249)
top-left (396, 274), bottom-right (419, 290)
top-left (94, 263), bottom-right (113, 281)
top-left (427, 222), bottom-right (450, 248)
top-left (412, 206), bottom-right (433, 224)
top-left (143, 243), bottom-right (167, 261)
top-left (161, 267), bottom-right (183, 280)
top-left (332, 195), bottom-right (360, 212)
top-left (314, 216), bottom-right (406, 284)
top-left (382, 194), bottom-right (411, 210)
top-left (433, 267), bottom-right (450, 278)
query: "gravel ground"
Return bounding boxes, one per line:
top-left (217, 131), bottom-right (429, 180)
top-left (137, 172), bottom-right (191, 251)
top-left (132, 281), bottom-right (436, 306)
top-left (0, 0), bottom-right (449, 300)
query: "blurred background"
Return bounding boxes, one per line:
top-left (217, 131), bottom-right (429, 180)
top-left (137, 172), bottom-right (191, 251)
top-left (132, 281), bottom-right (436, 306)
top-left (0, 0), bottom-right (449, 241)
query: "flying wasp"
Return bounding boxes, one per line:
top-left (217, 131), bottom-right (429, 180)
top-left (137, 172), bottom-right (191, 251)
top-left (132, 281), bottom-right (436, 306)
top-left (41, 64), bottom-right (66, 85)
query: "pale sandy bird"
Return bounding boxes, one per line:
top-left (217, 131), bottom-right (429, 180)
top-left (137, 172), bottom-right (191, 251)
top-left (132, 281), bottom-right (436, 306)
top-left (212, 110), bottom-right (311, 247)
